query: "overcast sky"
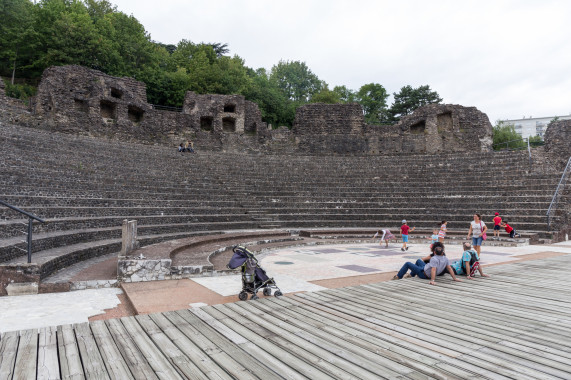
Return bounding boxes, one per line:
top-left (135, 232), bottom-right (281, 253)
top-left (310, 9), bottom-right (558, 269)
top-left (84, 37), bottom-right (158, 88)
top-left (111, 0), bottom-right (571, 123)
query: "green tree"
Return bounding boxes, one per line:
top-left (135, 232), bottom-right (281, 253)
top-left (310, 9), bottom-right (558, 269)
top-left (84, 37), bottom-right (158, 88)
top-left (492, 121), bottom-right (526, 150)
top-left (242, 68), bottom-right (292, 127)
top-left (0, 0), bottom-right (36, 82)
top-left (309, 86), bottom-right (341, 104)
top-left (333, 85), bottom-right (356, 103)
top-left (388, 85), bottom-right (442, 122)
top-left (356, 83), bottom-right (389, 124)
top-left (269, 60), bottom-right (323, 102)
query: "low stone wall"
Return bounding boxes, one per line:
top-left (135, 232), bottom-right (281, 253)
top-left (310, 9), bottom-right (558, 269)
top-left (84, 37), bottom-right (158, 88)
top-left (0, 263), bottom-right (41, 296)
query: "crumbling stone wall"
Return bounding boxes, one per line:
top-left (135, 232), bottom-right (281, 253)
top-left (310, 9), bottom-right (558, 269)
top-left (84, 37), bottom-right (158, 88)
top-left (29, 65), bottom-right (269, 151)
top-left (292, 103), bottom-right (493, 154)
top-left (382, 104), bottom-right (493, 153)
top-left (292, 103), bottom-right (369, 154)
top-left (545, 119), bottom-right (571, 162)
top-left (4, 65), bottom-right (494, 155)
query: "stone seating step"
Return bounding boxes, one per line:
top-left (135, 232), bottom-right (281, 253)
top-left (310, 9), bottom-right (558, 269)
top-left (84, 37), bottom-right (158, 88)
top-left (1, 229), bottom-right (231, 280)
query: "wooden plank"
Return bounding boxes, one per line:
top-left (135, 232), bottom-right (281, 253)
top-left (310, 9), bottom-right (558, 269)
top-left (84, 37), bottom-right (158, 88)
top-left (175, 308), bottom-right (305, 380)
top-left (365, 281), bottom-right (571, 347)
top-left (351, 285), bottom-right (571, 359)
top-left (133, 315), bottom-right (212, 380)
top-left (105, 318), bottom-right (158, 380)
top-left (314, 288), bottom-right (569, 379)
top-left (73, 323), bottom-right (111, 380)
top-left (57, 324), bottom-right (85, 380)
top-left (254, 297), bottom-right (463, 380)
top-left (220, 302), bottom-right (390, 380)
top-left (12, 329), bottom-right (38, 380)
top-left (274, 296), bottom-right (490, 379)
top-left (147, 313), bottom-right (240, 380)
top-left (118, 317), bottom-right (183, 380)
top-left (297, 292), bottom-right (541, 380)
top-left (0, 331), bottom-right (19, 380)
top-left (337, 287), bottom-right (571, 376)
top-left (37, 326), bottom-right (60, 380)
top-left (289, 294), bottom-right (514, 380)
top-left (89, 321), bottom-right (134, 380)
top-left (183, 307), bottom-right (318, 380)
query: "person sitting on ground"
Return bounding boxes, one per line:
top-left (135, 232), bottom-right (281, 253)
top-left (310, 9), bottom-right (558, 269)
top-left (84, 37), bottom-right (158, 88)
top-left (493, 212), bottom-right (502, 239)
top-left (373, 229), bottom-right (396, 248)
top-left (178, 143), bottom-right (184, 153)
top-left (400, 219), bottom-right (415, 251)
top-left (188, 139), bottom-right (195, 153)
top-left (451, 242), bottom-right (490, 279)
top-left (393, 242), bottom-right (462, 285)
top-left (500, 220), bottom-right (520, 238)
top-left (422, 231), bottom-right (446, 264)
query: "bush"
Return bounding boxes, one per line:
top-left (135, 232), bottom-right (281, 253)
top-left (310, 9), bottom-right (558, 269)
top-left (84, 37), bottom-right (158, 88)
top-left (3, 81), bottom-right (37, 102)
top-left (492, 121), bottom-right (526, 150)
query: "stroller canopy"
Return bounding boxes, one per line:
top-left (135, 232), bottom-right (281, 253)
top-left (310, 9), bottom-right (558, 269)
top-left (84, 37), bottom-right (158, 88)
top-left (227, 246), bottom-right (256, 269)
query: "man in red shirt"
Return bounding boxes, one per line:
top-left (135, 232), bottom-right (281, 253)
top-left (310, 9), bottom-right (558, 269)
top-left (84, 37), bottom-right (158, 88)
top-left (400, 219), bottom-right (415, 251)
top-left (493, 212), bottom-right (502, 239)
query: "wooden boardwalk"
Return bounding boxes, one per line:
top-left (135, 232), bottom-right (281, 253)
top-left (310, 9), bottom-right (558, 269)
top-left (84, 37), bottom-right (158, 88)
top-left (1, 255), bottom-right (571, 379)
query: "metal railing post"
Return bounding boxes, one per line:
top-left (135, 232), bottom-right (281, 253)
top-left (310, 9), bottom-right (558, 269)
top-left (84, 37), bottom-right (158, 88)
top-left (546, 156), bottom-right (571, 230)
top-left (27, 218), bottom-right (33, 263)
top-left (0, 200), bottom-right (45, 263)
top-left (527, 138), bottom-right (532, 169)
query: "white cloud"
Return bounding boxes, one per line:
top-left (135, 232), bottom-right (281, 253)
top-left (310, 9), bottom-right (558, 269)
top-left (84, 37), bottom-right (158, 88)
top-left (112, 0), bottom-right (571, 123)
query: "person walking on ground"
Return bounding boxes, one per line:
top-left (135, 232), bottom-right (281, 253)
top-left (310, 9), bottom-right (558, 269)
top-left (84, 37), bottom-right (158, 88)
top-left (438, 220), bottom-right (447, 243)
top-left (501, 220), bottom-right (521, 238)
top-left (401, 220), bottom-right (415, 251)
top-left (493, 212), bottom-right (502, 239)
top-left (467, 213), bottom-right (487, 258)
top-left (392, 242), bottom-right (462, 285)
top-left (373, 229), bottom-right (396, 248)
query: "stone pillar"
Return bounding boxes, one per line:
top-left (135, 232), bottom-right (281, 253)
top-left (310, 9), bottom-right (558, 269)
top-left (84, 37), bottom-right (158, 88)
top-left (120, 219), bottom-right (138, 257)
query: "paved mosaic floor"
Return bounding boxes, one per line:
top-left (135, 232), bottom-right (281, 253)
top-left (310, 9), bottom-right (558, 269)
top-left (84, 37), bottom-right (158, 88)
top-left (3, 240), bottom-right (571, 333)
top-left (257, 241), bottom-right (561, 282)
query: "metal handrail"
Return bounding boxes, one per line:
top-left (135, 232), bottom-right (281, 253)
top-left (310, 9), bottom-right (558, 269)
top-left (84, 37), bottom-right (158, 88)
top-left (546, 156), bottom-right (571, 230)
top-left (0, 200), bottom-right (46, 263)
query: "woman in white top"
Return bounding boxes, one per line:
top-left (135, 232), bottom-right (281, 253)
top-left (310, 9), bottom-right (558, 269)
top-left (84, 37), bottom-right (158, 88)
top-left (466, 213), bottom-right (487, 257)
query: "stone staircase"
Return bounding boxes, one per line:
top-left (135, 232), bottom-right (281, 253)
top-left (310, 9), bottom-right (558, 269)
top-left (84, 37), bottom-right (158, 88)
top-left (1, 121), bottom-right (569, 282)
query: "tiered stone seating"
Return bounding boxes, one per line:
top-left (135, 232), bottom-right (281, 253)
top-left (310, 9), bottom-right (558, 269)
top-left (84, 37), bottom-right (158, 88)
top-left (0, 122), bottom-right (567, 280)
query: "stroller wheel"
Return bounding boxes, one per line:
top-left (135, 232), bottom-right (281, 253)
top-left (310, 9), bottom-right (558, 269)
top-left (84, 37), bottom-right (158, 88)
top-left (251, 294), bottom-right (259, 300)
top-left (274, 291), bottom-right (283, 297)
top-left (263, 287), bottom-right (272, 296)
top-left (238, 291), bottom-right (248, 301)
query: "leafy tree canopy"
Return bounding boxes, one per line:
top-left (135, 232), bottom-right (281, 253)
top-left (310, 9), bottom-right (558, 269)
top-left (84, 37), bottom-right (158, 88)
top-left (356, 83), bottom-right (389, 124)
top-left (269, 60), bottom-right (324, 103)
top-left (0, 0), bottom-right (443, 129)
top-left (492, 121), bottom-right (526, 150)
top-left (388, 85), bottom-right (442, 122)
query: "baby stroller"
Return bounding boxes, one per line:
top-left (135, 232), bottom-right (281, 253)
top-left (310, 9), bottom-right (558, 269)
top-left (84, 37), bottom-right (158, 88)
top-left (227, 245), bottom-right (283, 300)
